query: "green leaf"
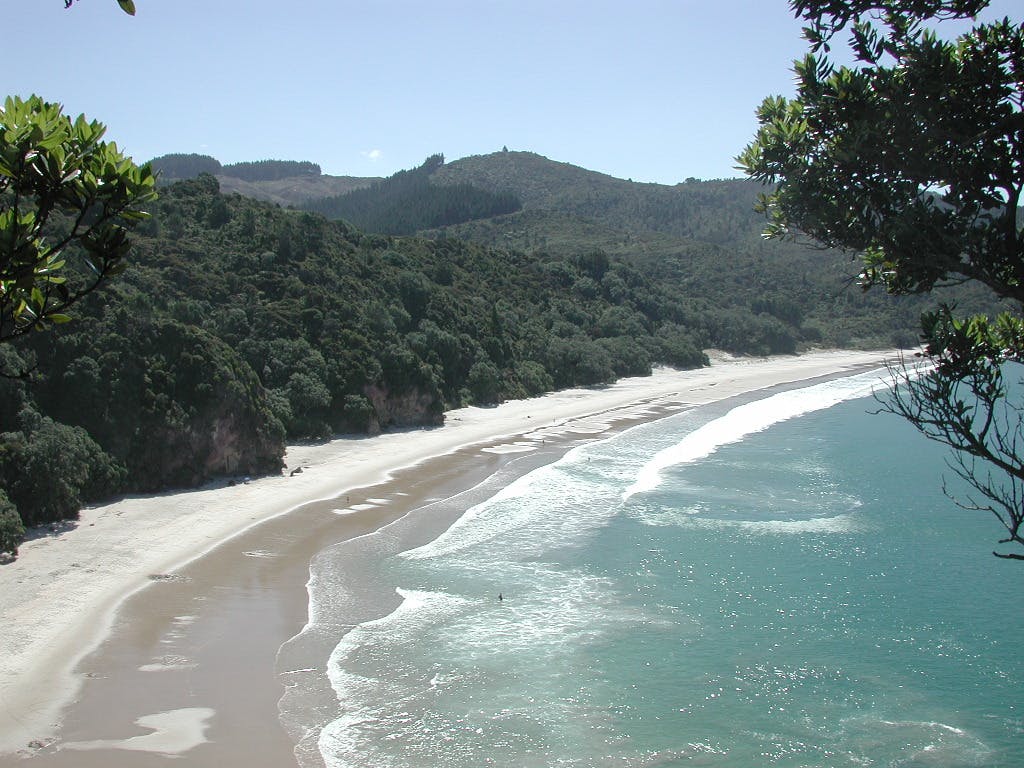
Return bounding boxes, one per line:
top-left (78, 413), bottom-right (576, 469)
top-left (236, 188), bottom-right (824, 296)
top-left (117, 0), bottom-right (136, 14)
top-left (48, 314), bottom-right (72, 324)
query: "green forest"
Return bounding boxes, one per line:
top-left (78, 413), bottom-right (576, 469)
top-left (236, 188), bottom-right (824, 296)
top-left (304, 154), bottom-right (523, 235)
top-left (150, 154), bottom-right (322, 183)
top-left (0, 150), bottom-right (1002, 554)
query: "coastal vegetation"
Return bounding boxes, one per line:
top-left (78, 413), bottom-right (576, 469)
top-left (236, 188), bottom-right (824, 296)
top-left (0, 171), bottom-right (707, 551)
top-left (0, 94), bottom-right (155, 556)
top-left (740, 0), bottom-right (1024, 559)
top-left (0, 95), bottom-right (156, 345)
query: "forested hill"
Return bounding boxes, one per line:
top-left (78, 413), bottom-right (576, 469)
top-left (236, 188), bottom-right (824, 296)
top-left (144, 148), bottom-right (1001, 351)
top-left (424, 151), bottom-right (1003, 348)
top-left (431, 150), bottom-right (765, 245)
top-left (151, 154), bottom-right (322, 181)
top-left (197, 149), bottom-right (997, 347)
top-left (3, 173), bottom-right (734, 534)
top-left (303, 154), bottom-right (523, 235)
top-left (149, 153), bottom-right (377, 206)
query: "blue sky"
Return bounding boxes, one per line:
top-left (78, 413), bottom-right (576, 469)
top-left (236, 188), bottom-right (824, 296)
top-left (8, 1), bottom-right (1019, 184)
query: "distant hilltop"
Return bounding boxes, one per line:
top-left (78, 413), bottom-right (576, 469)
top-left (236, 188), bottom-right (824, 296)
top-left (149, 154), bottom-right (322, 182)
top-left (148, 153), bottom-right (377, 205)
top-left (146, 149), bottom-right (718, 210)
top-left (143, 149), bottom-right (778, 255)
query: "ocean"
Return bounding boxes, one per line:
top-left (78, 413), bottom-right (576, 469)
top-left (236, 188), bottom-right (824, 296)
top-left (292, 369), bottom-right (1023, 768)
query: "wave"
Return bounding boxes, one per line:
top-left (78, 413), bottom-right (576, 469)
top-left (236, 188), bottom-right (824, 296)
top-left (399, 442), bottom-right (625, 563)
top-left (317, 582), bottom-right (693, 768)
top-left (633, 508), bottom-right (864, 535)
top-left (405, 369), bottom-right (886, 563)
top-left (623, 368), bottom-right (887, 500)
top-left (836, 716), bottom-right (994, 767)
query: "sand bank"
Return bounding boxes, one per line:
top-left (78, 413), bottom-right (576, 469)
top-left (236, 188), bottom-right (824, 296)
top-left (0, 349), bottom-right (895, 757)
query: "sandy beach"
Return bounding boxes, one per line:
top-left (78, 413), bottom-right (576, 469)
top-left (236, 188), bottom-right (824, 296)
top-left (0, 349), bottom-right (896, 763)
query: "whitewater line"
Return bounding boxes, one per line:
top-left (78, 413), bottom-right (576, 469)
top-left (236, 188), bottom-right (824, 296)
top-left (622, 368), bottom-right (889, 500)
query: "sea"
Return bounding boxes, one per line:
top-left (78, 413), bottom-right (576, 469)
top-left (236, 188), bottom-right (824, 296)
top-left (289, 368), bottom-right (1024, 768)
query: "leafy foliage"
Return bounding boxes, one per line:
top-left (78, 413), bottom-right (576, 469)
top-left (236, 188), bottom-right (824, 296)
top-left (885, 309), bottom-right (1024, 559)
top-left (791, 1), bottom-right (989, 52)
top-left (0, 95), bottom-right (156, 343)
top-left (0, 407), bottom-right (124, 527)
top-left (209, 148), bottom-right (1007, 351)
top-left (63, 0), bottom-right (136, 15)
top-left (152, 155), bottom-right (376, 207)
top-left (0, 489), bottom-right (23, 557)
top-left (740, 0), bottom-right (1024, 558)
top-left (29, 314), bottom-right (285, 491)
top-left (4, 140), bottom-right (1004, 553)
top-left (738, 14), bottom-right (1021, 303)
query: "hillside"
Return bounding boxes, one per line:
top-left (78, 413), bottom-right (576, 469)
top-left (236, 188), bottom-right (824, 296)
top-left (431, 151), bottom-right (765, 244)
top-left (3, 174), bottom-right (745, 534)
top-left (148, 152), bottom-right (377, 206)
top-left (145, 150), bottom-right (1004, 351)
top-left (216, 173), bottom-right (377, 206)
top-left (303, 154), bottom-right (522, 234)
top-left (434, 151), bottom-right (633, 210)
top-left (423, 151), bottom-right (1003, 349)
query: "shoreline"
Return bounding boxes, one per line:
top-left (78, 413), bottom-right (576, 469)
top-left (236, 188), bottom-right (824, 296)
top-left (0, 349), bottom-right (896, 758)
top-left (24, 436), bottom-right (592, 768)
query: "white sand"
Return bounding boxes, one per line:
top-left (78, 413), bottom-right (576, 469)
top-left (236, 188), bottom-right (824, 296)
top-left (0, 349), bottom-right (894, 754)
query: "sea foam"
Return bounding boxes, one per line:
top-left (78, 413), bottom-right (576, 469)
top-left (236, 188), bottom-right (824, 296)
top-left (400, 442), bottom-right (622, 563)
top-left (623, 369), bottom-right (886, 500)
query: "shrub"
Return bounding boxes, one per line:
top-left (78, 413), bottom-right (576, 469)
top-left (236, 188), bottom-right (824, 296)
top-left (0, 490), bottom-right (25, 557)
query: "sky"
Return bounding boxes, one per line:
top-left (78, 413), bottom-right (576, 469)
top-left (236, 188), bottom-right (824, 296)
top-left (7, 1), bottom-right (1020, 185)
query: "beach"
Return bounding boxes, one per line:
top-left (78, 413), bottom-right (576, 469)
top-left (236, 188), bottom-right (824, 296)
top-left (0, 350), bottom-right (896, 764)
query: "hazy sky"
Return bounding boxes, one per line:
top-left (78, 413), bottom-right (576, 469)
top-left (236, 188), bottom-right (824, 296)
top-left (8, 1), bottom-right (1019, 184)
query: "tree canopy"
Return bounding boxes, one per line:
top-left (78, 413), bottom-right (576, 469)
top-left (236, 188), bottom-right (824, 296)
top-left (739, 0), bottom-right (1024, 559)
top-left (0, 95), bottom-right (156, 346)
top-left (305, 155), bottom-right (522, 235)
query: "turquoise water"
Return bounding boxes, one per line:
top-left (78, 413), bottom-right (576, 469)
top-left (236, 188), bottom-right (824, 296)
top-left (311, 370), bottom-right (1023, 767)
